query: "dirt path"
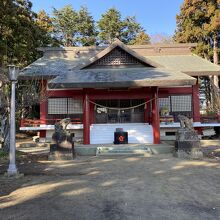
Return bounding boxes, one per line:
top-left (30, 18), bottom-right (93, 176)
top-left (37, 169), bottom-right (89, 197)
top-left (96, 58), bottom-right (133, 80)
top-left (0, 155), bottom-right (219, 220)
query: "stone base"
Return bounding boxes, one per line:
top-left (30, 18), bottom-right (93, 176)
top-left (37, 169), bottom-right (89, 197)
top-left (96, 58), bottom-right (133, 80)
top-left (173, 127), bottom-right (203, 159)
top-left (176, 129), bottom-right (199, 141)
top-left (49, 144), bottom-right (76, 160)
top-left (49, 151), bottom-right (76, 160)
top-left (4, 172), bottom-right (24, 178)
top-left (174, 148), bottom-right (203, 159)
top-left (48, 142), bottom-right (76, 160)
top-left (175, 140), bottom-right (201, 151)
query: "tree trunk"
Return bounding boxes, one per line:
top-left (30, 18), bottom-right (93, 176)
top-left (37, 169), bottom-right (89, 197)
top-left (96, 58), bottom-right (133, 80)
top-left (0, 113), bottom-right (10, 152)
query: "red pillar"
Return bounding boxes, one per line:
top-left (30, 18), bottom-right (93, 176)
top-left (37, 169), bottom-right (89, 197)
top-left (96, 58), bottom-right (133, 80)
top-left (83, 94), bottom-right (90, 144)
top-left (192, 79), bottom-right (200, 122)
top-left (144, 97), bottom-right (151, 123)
top-left (151, 87), bottom-right (160, 144)
top-left (40, 80), bottom-right (47, 138)
top-left (40, 100), bottom-right (47, 124)
top-left (90, 101), bottom-right (95, 124)
top-left (192, 79), bottom-right (202, 134)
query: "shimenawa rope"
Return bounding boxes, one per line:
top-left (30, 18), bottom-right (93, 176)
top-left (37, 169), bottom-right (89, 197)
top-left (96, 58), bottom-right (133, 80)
top-left (88, 97), bottom-right (157, 111)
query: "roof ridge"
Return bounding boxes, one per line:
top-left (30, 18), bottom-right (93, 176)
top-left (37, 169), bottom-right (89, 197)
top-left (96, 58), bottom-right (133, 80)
top-left (79, 39), bottom-right (163, 69)
top-left (37, 43), bottom-right (197, 52)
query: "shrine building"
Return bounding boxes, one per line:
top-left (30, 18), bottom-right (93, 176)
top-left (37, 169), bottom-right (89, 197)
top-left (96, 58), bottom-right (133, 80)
top-left (19, 39), bottom-right (220, 145)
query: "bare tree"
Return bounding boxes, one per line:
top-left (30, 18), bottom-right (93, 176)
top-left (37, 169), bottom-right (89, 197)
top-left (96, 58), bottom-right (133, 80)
top-left (200, 76), bottom-right (220, 114)
top-left (0, 71), bottom-right (10, 151)
top-left (0, 70), bottom-right (53, 151)
top-left (150, 33), bottom-right (173, 44)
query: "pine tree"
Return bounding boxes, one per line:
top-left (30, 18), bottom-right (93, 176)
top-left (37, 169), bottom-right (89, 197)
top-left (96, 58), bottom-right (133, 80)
top-left (174, 0), bottom-right (220, 109)
top-left (0, 0), bottom-right (54, 151)
top-left (76, 6), bottom-right (97, 46)
top-left (97, 8), bottom-right (145, 45)
top-left (36, 10), bottom-right (60, 47)
top-left (52, 5), bottom-right (78, 46)
top-left (97, 8), bottom-right (124, 44)
top-left (129, 31), bottom-right (150, 45)
top-left (174, 0), bottom-right (220, 63)
top-left (122, 16), bottom-right (144, 44)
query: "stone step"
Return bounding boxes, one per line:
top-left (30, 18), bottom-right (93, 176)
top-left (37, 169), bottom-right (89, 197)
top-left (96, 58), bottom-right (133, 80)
top-left (18, 142), bottom-right (50, 148)
top-left (107, 150), bottom-right (149, 154)
top-left (96, 146), bottom-right (152, 156)
top-left (96, 146), bottom-right (150, 150)
top-left (97, 152), bottom-right (149, 157)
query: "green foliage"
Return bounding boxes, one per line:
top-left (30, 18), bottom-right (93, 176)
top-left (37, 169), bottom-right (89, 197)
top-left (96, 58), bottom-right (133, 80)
top-left (174, 0), bottom-right (220, 60)
top-left (174, 0), bottom-right (220, 113)
top-left (36, 10), bottom-right (60, 47)
top-left (0, 0), bottom-right (53, 68)
top-left (122, 16), bottom-right (144, 44)
top-left (129, 31), bottom-right (150, 45)
top-left (53, 5), bottom-right (78, 46)
top-left (0, 0), bottom-right (54, 151)
top-left (76, 6), bottom-right (97, 46)
top-left (97, 8), bottom-right (124, 44)
top-left (97, 8), bottom-right (145, 45)
top-left (53, 5), bottom-right (97, 46)
top-left (52, 6), bottom-right (148, 46)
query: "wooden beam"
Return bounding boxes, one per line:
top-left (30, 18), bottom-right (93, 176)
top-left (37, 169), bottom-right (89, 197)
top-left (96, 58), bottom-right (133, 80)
top-left (151, 87), bottom-right (160, 144)
top-left (40, 80), bottom-right (47, 138)
top-left (192, 81), bottom-right (200, 122)
top-left (83, 94), bottom-right (90, 144)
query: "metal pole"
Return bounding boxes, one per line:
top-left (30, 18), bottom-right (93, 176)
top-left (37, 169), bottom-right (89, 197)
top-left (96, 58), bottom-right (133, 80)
top-left (7, 80), bottom-right (18, 175)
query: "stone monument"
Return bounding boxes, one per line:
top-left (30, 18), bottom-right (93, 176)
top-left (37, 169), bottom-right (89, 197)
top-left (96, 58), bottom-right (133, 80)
top-left (174, 115), bottom-right (203, 159)
top-left (49, 118), bottom-right (76, 160)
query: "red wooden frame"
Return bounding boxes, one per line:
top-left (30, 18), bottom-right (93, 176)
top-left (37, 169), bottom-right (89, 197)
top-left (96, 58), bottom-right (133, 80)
top-left (36, 86), bottom-right (199, 144)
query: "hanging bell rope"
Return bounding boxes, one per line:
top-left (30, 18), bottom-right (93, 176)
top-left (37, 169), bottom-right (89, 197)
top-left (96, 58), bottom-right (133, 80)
top-left (89, 97), bottom-right (157, 111)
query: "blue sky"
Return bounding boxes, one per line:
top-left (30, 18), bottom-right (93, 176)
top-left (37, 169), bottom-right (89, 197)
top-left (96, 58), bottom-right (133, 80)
top-left (31, 0), bottom-right (184, 36)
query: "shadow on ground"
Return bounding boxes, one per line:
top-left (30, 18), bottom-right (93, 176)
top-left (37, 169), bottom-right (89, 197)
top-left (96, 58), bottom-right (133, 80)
top-left (0, 154), bottom-right (219, 220)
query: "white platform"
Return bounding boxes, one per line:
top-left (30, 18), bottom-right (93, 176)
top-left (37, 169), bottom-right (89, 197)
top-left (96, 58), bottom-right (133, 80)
top-left (20, 124), bottom-right (83, 131)
top-left (20, 121), bottom-right (220, 132)
top-left (160, 122), bottom-right (220, 128)
top-left (90, 123), bottom-right (153, 144)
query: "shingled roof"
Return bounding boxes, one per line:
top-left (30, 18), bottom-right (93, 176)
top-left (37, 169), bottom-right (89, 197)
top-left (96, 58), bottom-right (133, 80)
top-left (48, 67), bottom-right (196, 89)
top-left (19, 39), bottom-right (220, 88)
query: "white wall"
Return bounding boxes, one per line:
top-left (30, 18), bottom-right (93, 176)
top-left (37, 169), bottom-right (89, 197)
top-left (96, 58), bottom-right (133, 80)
top-left (90, 123), bottom-right (153, 144)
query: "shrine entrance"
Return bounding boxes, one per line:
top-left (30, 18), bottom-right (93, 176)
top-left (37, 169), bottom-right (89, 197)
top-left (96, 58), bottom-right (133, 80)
top-left (94, 99), bottom-right (145, 124)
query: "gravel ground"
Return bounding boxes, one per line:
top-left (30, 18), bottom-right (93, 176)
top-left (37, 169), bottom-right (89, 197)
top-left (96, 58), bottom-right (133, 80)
top-left (0, 154), bottom-right (219, 220)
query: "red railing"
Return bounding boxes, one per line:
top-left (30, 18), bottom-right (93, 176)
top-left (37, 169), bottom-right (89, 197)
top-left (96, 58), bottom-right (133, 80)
top-left (200, 114), bottom-right (220, 123)
top-left (20, 118), bottom-right (82, 127)
top-left (20, 114), bottom-right (220, 127)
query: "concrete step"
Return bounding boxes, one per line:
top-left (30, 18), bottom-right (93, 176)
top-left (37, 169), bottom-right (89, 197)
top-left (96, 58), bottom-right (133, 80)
top-left (18, 142), bottom-right (50, 148)
top-left (96, 146), bottom-right (152, 156)
top-left (97, 152), bottom-right (150, 157)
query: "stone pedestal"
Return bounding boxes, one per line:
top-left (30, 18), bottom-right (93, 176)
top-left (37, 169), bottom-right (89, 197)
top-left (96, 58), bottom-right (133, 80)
top-left (49, 133), bottom-right (76, 160)
top-left (174, 129), bottom-right (203, 159)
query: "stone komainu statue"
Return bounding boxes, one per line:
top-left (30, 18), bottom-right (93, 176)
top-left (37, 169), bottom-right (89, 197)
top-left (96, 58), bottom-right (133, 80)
top-left (175, 115), bottom-right (203, 159)
top-left (177, 115), bottom-right (194, 131)
top-left (50, 118), bottom-right (76, 160)
top-left (52, 118), bottom-right (74, 149)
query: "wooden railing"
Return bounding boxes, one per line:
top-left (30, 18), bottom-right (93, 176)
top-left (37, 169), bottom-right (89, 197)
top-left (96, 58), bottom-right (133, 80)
top-left (20, 118), bottom-right (82, 127)
top-left (200, 114), bottom-right (220, 123)
top-left (20, 114), bottom-right (220, 127)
